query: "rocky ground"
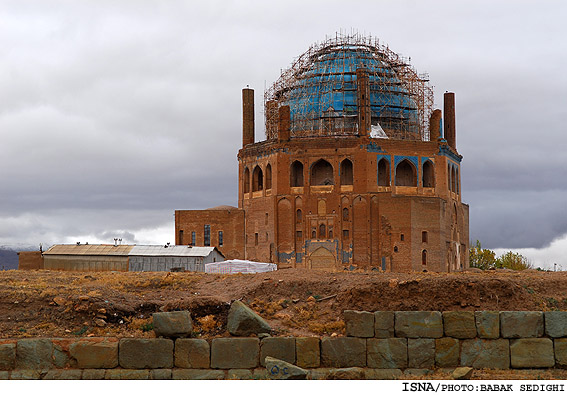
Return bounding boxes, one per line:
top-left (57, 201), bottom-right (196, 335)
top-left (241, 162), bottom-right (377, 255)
top-left (1, 267), bottom-right (567, 340)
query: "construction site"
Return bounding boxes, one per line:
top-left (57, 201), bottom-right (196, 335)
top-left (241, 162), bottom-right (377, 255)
top-left (176, 33), bottom-right (468, 272)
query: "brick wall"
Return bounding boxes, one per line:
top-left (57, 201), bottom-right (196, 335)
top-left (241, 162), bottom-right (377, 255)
top-left (2, 311), bottom-right (567, 380)
top-left (17, 251), bottom-right (43, 270)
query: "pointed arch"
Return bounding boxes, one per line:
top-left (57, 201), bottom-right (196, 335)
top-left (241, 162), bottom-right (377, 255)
top-left (340, 158), bottom-right (353, 185)
top-left (378, 158), bottom-right (390, 186)
top-left (311, 159), bottom-right (334, 186)
top-left (451, 166), bottom-right (457, 193)
top-left (422, 160), bottom-right (435, 188)
top-left (290, 160), bottom-right (304, 187)
top-left (395, 159), bottom-right (417, 187)
top-left (252, 165), bottom-right (263, 191)
top-left (265, 163), bottom-right (272, 189)
top-left (243, 167), bottom-right (250, 193)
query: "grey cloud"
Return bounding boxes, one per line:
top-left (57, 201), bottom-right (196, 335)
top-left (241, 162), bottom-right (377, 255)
top-left (0, 0), bottom-right (566, 254)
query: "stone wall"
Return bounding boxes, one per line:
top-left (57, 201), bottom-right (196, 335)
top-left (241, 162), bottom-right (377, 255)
top-left (2, 311), bottom-right (567, 380)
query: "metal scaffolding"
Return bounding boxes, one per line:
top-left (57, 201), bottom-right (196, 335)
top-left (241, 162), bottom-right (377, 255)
top-left (264, 33), bottom-right (434, 141)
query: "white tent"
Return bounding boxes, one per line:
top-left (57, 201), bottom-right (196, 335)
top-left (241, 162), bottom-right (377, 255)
top-left (205, 259), bottom-right (277, 274)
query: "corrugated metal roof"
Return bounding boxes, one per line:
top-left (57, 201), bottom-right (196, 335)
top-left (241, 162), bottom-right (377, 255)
top-left (44, 244), bottom-right (134, 256)
top-left (129, 245), bottom-right (217, 257)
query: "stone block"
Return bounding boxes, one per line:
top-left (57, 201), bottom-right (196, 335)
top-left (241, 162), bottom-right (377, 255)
top-left (395, 311), bottom-right (443, 338)
top-left (367, 338), bottom-right (407, 369)
top-left (374, 311), bottom-right (395, 338)
top-left (227, 300), bottom-right (271, 336)
top-left (296, 337), bottom-right (320, 368)
top-left (500, 311), bottom-right (543, 338)
top-left (510, 339), bottom-right (554, 368)
top-left (452, 367), bottom-right (473, 380)
top-left (320, 337), bottom-right (366, 368)
top-left (344, 310), bottom-right (374, 337)
top-left (403, 368), bottom-right (434, 377)
top-left (309, 367), bottom-right (365, 380)
top-left (363, 368), bottom-right (402, 380)
top-left (69, 338), bottom-right (118, 369)
top-left (151, 369), bottom-right (172, 380)
top-left (443, 312), bottom-right (476, 339)
top-left (435, 338), bottom-right (460, 368)
top-left (210, 338), bottom-right (259, 369)
top-left (0, 371), bottom-right (9, 380)
top-left (227, 369), bottom-right (253, 379)
top-left (461, 339), bottom-right (509, 369)
top-left (119, 339), bottom-right (173, 369)
top-left (545, 312), bottom-right (567, 338)
top-left (16, 339), bottom-right (53, 370)
top-left (324, 367), bottom-right (365, 380)
top-left (554, 338), bottom-right (567, 366)
top-left (172, 369), bottom-right (225, 380)
top-left (252, 368), bottom-right (267, 379)
top-left (153, 311), bottom-right (193, 338)
top-left (9, 370), bottom-right (42, 380)
top-left (82, 369), bottom-right (106, 380)
top-left (43, 369), bottom-right (82, 380)
top-left (265, 356), bottom-right (308, 379)
top-left (49, 339), bottom-right (74, 369)
top-left (104, 369), bottom-right (150, 380)
top-left (475, 311), bottom-right (499, 339)
top-left (0, 342), bottom-right (16, 370)
top-left (175, 338), bottom-right (210, 368)
top-left (260, 337), bottom-right (295, 366)
top-left (308, 368), bottom-right (332, 380)
top-left (408, 338), bottom-right (435, 369)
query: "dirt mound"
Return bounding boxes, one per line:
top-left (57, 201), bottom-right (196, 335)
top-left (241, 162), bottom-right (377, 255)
top-left (1, 269), bottom-right (566, 339)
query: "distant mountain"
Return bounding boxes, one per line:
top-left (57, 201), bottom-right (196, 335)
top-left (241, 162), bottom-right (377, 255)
top-left (0, 245), bottom-right (37, 270)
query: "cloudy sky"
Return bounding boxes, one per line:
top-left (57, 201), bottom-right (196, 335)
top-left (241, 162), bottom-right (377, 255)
top-left (1, 0), bottom-right (566, 269)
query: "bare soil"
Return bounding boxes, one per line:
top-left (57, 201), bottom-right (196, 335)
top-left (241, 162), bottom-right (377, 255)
top-left (1, 268), bottom-right (566, 340)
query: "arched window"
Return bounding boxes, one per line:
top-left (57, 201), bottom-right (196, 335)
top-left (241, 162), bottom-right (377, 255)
top-left (395, 159), bottom-right (417, 187)
top-left (243, 167), bottom-right (250, 193)
top-left (378, 158), bottom-right (390, 186)
top-left (252, 166), bottom-right (263, 192)
top-left (340, 158), bottom-right (353, 185)
top-left (290, 161), bottom-right (304, 187)
top-left (451, 166), bottom-right (457, 193)
top-left (265, 164), bottom-right (272, 189)
top-left (342, 207), bottom-right (349, 221)
top-left (456, 168), bottom-right (459, 194)
top-left (311, 159), bottom-right (334, 186)
top-left (311, 229), bottom-right (316, 239)
top-left (296, 209), bottom-right (302, 223)
top-left (319, 224), bottom-right (326, 239)
top-left (422, 160), bottom-right (435, 188)
top-left (422, 250), bottom-right (427, 266)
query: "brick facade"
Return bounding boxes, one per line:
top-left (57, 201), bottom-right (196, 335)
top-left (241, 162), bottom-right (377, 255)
top-left (175, 50), bottom-right (469, 271)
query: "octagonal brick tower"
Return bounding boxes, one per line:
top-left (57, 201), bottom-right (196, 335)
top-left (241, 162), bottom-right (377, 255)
top-left (176, 34), bottom-right (469, 272)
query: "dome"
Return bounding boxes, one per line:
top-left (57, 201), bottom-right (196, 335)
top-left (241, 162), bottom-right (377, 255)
top-left (265, 33), bottom-right (433, 140)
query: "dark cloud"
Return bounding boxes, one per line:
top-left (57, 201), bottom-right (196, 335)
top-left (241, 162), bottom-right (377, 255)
top-left (0, 1), bottom-right (566, 263)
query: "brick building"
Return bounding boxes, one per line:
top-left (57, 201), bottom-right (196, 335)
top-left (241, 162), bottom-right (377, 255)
top-left (175, 34), bottom-right (469, 272)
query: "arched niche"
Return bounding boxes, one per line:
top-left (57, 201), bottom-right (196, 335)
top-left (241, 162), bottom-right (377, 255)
top-left (290, 161), bottom-right (304, 187)
top-left (265, 164), bottom-right (272, 189)
top-left (422, 160), bottom-right (435, 188)
top-left (252, 165), bottom-right (264, 191)
top-left (395, 159), bottom-right (417, 187)
top-left (243, 167), bottom-right (250, 193)
top-left (340, 158), bottom-right (353, 185)
top-left (311, 159), bottom-right (334, 186)
top-left (378, 158), bottom-right (390, 186)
